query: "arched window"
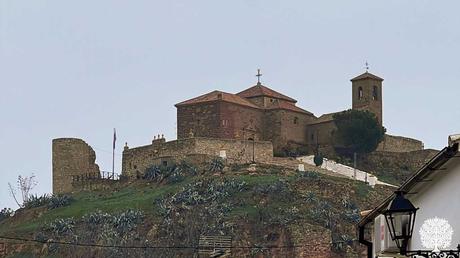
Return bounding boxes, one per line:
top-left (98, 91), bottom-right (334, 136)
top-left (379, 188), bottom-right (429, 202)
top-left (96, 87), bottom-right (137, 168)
top-left (373, 86), bottom-right (378, 100)
top-left (358, 87), bottom-right (363, 100)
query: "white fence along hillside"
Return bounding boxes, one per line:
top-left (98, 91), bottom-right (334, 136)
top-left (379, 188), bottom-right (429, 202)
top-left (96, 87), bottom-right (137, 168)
top-left (297, 155), bottom-right (396, 187)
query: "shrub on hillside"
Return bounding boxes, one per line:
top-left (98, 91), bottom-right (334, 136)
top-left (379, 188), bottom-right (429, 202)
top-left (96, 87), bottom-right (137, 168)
top-left (253, 180), bottom-right (289, 196)
top-left (143, 162), bottom-right (198, 183)
top-left (0, 208), bottom-right (13, 222)
top-left (304, 191), bottom-right (318, 203)
top-left (48, 195), bottom-right (74, 209)
top-left (332, 234), bottom-right (355, 252)
top-left (49, 218), bottom-right (75, 236)
top-left (154, 178), bottom-right (247, 227)
top-left (209, 158), bottom-right (225, 173)
top-left (113, 209), bottom-right (144, 234)
top-left (83, 210), bottom-right (114, 227)
top-left (23, 194), bottom-right (51, 209)
top-left (309, 201), bottom-right (333, 228)
top-left (143, 165), bottom-right (162, 180)
top-left (297, 171), bottom-right (320, 180)
top-left (22, 194), bottom-right (73, 210)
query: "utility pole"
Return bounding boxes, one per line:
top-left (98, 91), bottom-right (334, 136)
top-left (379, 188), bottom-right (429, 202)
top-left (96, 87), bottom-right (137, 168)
top-left (252, 134), bottom-right (255, 163)
top-left (353, 152), bottom-right (357, 179)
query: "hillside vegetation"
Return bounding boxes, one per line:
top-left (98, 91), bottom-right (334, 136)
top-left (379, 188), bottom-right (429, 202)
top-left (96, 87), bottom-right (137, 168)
top-left (0, 161), bottom-right (393, 258)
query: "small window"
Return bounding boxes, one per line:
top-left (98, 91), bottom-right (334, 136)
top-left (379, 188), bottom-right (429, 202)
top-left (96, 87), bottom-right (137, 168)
top-left (294, 117), bottom-right (299, 124)
top-left (221, 119), bottom-right (229, 127)
top-left (358, 87), bottom-right (363, 100)
top-left (311, 134), bottom-right (314, 141)
top-left (373, 86), bottom-right (378, 100)
top-left (162, 161), bottom-right (168, 167)
top-left (270, 99), bottom-right (274, 103)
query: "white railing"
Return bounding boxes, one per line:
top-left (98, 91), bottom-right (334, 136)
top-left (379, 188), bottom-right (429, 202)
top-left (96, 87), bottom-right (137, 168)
top-left (297, 155), bottom-right (396, 187)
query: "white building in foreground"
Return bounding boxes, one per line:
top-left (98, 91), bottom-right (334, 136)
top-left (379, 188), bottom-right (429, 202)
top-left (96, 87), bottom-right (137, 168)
top-left (358, 134), bottom-right (460, 258)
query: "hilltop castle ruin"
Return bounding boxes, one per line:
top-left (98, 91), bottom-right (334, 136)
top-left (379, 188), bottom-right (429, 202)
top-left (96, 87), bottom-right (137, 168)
top-left (52, 70), bottom-right (424, 194)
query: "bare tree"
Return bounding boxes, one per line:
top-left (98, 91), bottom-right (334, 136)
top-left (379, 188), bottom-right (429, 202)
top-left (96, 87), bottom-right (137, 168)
top-left (8, 174), bottom-right (37, 208)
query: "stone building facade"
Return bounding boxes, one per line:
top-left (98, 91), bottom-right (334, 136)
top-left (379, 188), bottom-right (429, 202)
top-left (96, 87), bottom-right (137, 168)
top-left (121, 137), bottom-right (273, 179)
top-left (52, 138), bottom-right (100, 194)
top-left (176, 83), bottom-right (317, 155)
top-left (176, 71), bottom-right (408, 155)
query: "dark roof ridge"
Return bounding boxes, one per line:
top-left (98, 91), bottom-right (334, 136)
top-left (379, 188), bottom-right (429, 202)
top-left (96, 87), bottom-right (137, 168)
top-left (351, 71), bottom-right (384, 82)
top-left (237, 83), bottom-right (297, 103)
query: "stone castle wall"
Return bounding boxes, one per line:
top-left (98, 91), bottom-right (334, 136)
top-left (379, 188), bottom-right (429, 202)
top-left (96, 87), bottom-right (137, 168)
top-left (122, 137), bottom-right (273, 179)
top-left (376, 134), bottom-right (424, 153)
top-left (52, 138), bottom-right (100, 194)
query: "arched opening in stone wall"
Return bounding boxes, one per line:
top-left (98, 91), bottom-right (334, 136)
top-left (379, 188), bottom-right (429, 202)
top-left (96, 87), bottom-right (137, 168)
top-left (372, 85), bottom-right (378, 100)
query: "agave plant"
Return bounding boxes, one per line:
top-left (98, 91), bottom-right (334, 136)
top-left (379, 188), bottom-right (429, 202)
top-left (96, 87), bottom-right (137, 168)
top-left (177, 161), bottom-right (198, 176)
top-left (48, 195), bottom-right (73, 210)
top-left (143, 165), bottom-right (162, 180)
top-left (23, 194), bottom-right (51, 209)
top-left (49, 218), bottom-right (75, 236)
top-left (0, 208), bottom-right (13, 222)
top-left (113, 209), bottom-right (144, 234)
top-left (297, 170), bottom-right (320, 180)
top-left (83, 210), bottom-right (114, 227)
top-left (209, 158), bottom-right (225, 173)
top-left (304, 191), bottom-right (317, 203)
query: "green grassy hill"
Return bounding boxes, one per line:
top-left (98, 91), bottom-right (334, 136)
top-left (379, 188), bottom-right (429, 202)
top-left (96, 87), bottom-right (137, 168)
top-left (0, 162), bottom-right (393, 258)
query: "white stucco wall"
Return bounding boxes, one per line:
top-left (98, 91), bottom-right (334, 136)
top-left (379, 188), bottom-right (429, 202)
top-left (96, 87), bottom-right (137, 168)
top-left (409, 158), bottom-right (460, 251)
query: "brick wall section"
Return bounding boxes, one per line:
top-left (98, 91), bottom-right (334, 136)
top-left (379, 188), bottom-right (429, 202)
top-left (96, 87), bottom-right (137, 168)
top-left (176, 99), bottom-right (316, 155)
top-left (352, 78), bottom-right (383, 125)
top-left (52, 138), bottom-right (100, 194)
top-left (306, 120), bottom-right (337, 152)
top-left (277, 110), bottom-right (315, 153)
top-left (122, 137), bottom-right (273, 179)
top-left (365, 149), bottom-right (438, 172)
top-left (262, 110), bottom-right (282, 151)
top-left (218, 102), bottom-right (264, 140)
top-left (177, 103), bottom-right (220, 139)
top-left (263, 109), bottom-right (316, 154)
top-left (376, 134), bottom-right (424, 152)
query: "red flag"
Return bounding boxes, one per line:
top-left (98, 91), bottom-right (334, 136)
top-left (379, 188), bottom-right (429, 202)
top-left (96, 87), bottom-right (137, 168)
top-left (113, 128), bottom-right (117, 150)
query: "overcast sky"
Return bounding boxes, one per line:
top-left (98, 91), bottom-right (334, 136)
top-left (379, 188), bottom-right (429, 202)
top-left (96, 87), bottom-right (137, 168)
top-left (1, 0), bottom-right (459, 209)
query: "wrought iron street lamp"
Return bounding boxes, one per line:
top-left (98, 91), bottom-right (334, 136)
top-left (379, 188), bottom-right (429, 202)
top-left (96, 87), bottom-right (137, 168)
top-left (383, 191), bottom-right (418, 255)
top-left (383, 191), bottom-right (460, 258)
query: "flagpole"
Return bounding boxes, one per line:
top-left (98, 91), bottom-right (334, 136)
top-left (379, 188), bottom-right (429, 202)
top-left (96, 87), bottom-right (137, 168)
top-left (112, 128), bottom-right (116, 179)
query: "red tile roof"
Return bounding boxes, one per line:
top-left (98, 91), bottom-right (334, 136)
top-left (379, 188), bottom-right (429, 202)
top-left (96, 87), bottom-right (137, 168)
top-left (266, 101), bottom-right (313, 115)
top-left (237, 83), bottom-right (297, 103)
top-left (175, 90), bottom-right (260, 109)
top-left (350, 72), bottom-right (384, 82)
top-left (308, 111), bottom-right (343, 124)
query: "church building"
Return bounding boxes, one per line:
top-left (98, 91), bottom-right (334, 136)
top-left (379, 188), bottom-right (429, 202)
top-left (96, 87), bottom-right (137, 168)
top-left (175, 70), bottom-right (384, 155)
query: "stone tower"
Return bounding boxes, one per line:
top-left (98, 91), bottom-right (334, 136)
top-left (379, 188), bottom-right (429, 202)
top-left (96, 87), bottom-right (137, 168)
top-left (52, 138), bottom-right (100, 194)
top-left (350, 71), bottom-right (384, 125)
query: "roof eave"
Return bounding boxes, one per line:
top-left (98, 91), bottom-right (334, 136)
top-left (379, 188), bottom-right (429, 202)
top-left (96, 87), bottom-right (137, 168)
top-left (176, 99), bottom-right (260, 110)
top-left (358, 143), bottom-right (459, 227)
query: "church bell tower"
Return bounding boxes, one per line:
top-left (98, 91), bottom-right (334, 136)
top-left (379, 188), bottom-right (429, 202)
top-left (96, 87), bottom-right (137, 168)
top-left (350, 70), bottom-right (384, 125)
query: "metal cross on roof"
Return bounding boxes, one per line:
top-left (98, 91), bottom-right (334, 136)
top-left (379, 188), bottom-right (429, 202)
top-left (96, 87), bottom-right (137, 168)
top-left (365, 61), bottom-right (370, 72)
top-left (256, 69), bottom-right (262, 84)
